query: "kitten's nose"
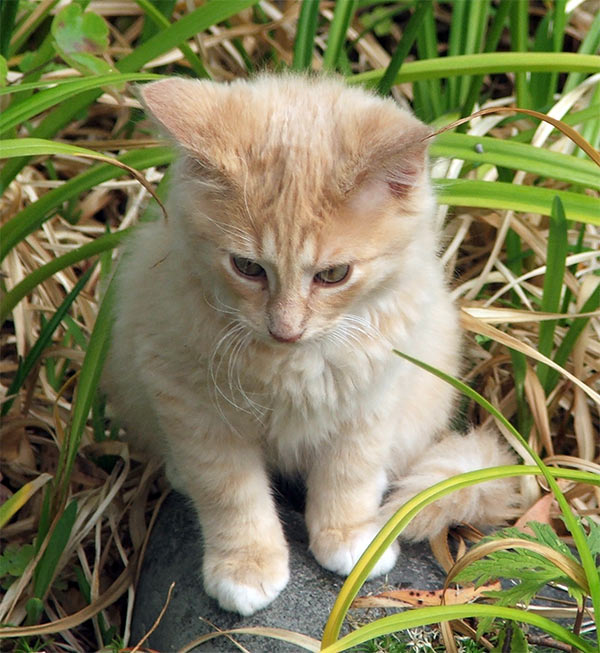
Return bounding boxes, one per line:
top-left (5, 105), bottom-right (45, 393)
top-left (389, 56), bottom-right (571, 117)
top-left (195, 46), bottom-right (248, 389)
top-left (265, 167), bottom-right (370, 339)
top-left (268, 328), bottom-right (303, 343)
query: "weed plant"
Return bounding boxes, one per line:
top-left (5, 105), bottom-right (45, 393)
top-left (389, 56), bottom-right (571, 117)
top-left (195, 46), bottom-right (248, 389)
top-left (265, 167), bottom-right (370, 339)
top-left (0, 1), bottom-right (599, 651)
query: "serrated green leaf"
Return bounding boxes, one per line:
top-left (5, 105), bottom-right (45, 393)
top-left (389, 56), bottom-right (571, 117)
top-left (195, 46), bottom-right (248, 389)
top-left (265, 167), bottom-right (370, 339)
top-left (585, 518), bottom-right (600, 557)
top-left (0, 543), bottom-right (35, 578)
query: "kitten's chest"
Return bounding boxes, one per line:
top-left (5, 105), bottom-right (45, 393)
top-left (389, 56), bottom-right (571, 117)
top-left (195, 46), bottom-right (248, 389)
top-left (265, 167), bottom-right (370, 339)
top-left (255, 346), bottom-right (392, 466)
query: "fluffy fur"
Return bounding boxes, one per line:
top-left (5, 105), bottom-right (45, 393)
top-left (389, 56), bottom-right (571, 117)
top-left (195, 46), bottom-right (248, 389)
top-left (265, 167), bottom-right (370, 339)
top-left (103, 74), bottom-right (518, 616)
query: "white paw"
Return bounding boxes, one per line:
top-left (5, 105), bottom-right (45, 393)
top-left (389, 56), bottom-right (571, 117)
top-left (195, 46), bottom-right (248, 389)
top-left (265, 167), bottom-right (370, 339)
top-left (204, 572), bottom-right (289, 616)
top-left (203, 548), bottom-right (289, 616)
top-left (310, 523), bottom-right (399, 578)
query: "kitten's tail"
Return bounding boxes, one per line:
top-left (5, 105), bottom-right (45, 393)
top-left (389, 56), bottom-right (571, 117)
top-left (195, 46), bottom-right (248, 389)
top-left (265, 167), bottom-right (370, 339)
top-left (381, 428), bottom-right (521, 540)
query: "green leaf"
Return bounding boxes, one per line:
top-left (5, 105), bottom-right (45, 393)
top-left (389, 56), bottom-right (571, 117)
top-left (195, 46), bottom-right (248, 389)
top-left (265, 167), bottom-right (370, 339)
top-left (1, 264), bottom-right (96, 417)
top-left (320, 605), bottom-right (595, 653)
top-left (349, 52), bottom-right (600, 87)
top-left (51, 4), bottom-right (112, 75)
top-left (118, 0), bottom-right (259, 73)
top-left (1, 229), bottom-right (129, 324)
top-left (377, 1), bottom-right (429, 97)
top-left (537, 197), bottom-right (568, 389)
top-left (0, 474), bottom-right (53, 529)
top-left (435, 179), bottom-right (600, 226)
top-left (0, 146), bottom-right (172, 262)
top-left (430, 133), bottom-right (600, 192)
top-left (322, 0), bottom-right (358, 71)
top-left (292, 0), bottom-right (320, 71)
top-left (0, 73), bottom-right (161, 135)
top-left (0, 1), bottom-right (19, 56)
top-left (54, 277), bottom-right (117, 509)
top-left (0, 544), bottom-right (35, 578)
top-left (33, 500), bottom-right (78, 600)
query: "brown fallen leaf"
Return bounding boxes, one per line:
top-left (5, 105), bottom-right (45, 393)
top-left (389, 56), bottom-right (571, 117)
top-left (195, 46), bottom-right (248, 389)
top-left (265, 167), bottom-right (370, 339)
top-left (514, 492), bottom-right (557, 533)
top-left (352, 581), bottom-right (502, 609)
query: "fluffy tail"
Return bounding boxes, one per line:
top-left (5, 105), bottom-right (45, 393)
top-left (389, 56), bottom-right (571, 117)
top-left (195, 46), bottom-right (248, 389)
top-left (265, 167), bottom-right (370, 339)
top-left (381, 428), bottom-right (521, 540)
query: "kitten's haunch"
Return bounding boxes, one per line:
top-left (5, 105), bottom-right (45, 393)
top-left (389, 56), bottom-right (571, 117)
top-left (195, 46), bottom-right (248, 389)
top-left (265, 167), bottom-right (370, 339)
top-left (104, 74), bottom-right (519, 616)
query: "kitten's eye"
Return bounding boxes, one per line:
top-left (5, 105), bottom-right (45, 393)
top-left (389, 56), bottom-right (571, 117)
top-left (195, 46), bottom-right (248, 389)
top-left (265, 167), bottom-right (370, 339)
top-left (231, 256), bottom-right (266, 279)
top-left (314, 264), bottom-right (351, 285)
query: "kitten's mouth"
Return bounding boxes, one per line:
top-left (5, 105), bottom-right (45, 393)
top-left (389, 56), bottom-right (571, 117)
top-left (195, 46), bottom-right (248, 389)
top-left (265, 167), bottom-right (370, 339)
top-left (268, 328), bottom-right (305, 344)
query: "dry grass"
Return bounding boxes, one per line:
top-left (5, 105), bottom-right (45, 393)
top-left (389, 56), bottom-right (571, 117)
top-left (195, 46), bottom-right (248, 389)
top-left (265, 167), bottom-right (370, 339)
top-left (1, 1), bottom-right (599, 651)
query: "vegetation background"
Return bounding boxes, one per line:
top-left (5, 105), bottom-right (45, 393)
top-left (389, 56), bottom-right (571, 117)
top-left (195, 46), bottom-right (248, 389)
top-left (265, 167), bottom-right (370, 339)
top-left (0, 0), bottom-right (599, 651)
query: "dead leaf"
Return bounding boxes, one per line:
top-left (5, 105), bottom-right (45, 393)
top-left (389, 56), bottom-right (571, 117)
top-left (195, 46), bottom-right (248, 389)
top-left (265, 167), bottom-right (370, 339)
top-left (352, 581), bottom-right (502, 609)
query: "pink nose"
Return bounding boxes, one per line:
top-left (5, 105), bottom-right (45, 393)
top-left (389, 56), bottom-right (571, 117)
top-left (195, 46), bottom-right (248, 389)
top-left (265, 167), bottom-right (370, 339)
top-left (269, 329), bottom-right (303, 343)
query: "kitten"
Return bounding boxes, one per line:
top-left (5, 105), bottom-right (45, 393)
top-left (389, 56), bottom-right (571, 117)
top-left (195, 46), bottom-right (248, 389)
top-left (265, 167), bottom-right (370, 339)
top-left (104, 74), bottom-right (518, 616)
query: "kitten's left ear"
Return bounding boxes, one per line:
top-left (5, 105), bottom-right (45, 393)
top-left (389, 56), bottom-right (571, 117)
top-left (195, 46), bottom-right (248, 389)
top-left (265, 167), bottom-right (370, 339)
top-left (138, 77), bottom-right (230, 153)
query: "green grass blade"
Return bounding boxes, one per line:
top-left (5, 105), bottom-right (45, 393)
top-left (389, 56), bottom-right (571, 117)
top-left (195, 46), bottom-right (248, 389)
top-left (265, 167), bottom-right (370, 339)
top-left (0, 0), bottom-right (19, 57)
top-left (0, 230), bottom-right (130, 324)
top-left (322, 0), bottom-right (358, 71)
top-left (118, 0), bottom-right (259, 73)
top-left (348, 52), bottom-right (600, 86)
top-left (377, 0), bottom-right (429, 97)
top-left (545, 281), bottom-right (600, 394)
top-left (0, 146), bottom-right (173, 262)
top-left (1, 265), bottom-right (96, 417)
top-left (431, 132), bottom-right (600, 191)
top-left (564, 10), bottom-right (600, 94)
top-left (449, 0), bottom-right (490, 108)
top-left (0, 89), bottom-right (101, 193)
top-left (33, 500), bottom-right (78, 600)
top-left (393, 350), bottom-right (600, 640)
top-left (459, 0), bottom-right (511, 122)
top-left (132, 0), bottom-right (210, 78)
top-left (0, 73), bottom-right (161, 135)
top-left (434, 179), bottom-right (600, 226)
top-left (321, 349), bottom-right (600, 644)
top-left (321, 604), bottom-right (596, 653)
top-left (508, 0), bottom-right (531, 109)
top-left (292, 0), bottom-right (320, 71)
top-left (537, 197), bottom-right (568, 389)
top-left (9, 0), bottom-right (60, 56)
top-left (320, 464), bottom-right (600, 646)
top-left (414, 1), bottom-right (443, 121)
top-left (54, 277), bottom-right (117, 510)
top-left (0, 474), bottom-right (52, 529)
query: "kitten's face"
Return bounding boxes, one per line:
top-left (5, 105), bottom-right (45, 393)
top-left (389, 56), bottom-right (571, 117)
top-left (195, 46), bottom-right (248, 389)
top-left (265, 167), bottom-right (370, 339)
top-left (141, 75), bottom-right (433, 346)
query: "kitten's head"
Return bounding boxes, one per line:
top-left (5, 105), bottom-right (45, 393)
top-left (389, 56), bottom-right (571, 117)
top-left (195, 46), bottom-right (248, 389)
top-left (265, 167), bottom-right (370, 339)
top-left (141, 74), bottom-right (434, 345)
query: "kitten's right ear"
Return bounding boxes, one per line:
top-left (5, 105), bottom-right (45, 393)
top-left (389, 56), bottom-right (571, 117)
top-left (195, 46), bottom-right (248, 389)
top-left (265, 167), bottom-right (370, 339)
top-left (138, 78), bottom-right (228, 152)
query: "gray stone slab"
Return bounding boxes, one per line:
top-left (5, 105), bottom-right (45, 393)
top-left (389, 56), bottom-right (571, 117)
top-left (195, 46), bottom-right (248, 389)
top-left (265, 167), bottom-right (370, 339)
top-left (131, 489), bottom-right (447, 652)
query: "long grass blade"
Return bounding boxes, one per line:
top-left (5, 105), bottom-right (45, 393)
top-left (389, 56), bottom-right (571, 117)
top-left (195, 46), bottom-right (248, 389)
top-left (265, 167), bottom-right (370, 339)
top-left (0, 146), bottom-right (172, 262)
top-left (322, 0), bottom-right (358, 71)
top-left (377, 0), bottom-right (429, 97)
top-left (435, 179), bottom-right (600, 226)
top-left (1, 264), bottom-right (96, 417)
top-left (292, 0), bottom-right (320, 71)
top-left (53, 277), bottom-right (117, 510)
top-left (321, 604), bottom-right (595, 653)
top-left (349, 52), bottom-right (600, 86)
top-left (0, 73), bottom-right (161, 135)
top-left (536, 197), bottom-right (568, 390)
top-left (118, 0), bottom-right (259, 73)
top-left (0, 231), bottom-right (129, 325)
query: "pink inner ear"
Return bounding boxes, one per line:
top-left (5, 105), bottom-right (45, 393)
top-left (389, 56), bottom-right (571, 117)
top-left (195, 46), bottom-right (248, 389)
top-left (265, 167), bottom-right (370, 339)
top-left (387, 179), bottom-right (414, 198)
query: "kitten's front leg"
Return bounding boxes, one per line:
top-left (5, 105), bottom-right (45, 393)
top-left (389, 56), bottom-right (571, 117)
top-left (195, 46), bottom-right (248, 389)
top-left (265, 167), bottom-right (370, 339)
top-left (305, 431), bottom-right (398, 578)
top-left (153, 392), bottom-right (289, 615)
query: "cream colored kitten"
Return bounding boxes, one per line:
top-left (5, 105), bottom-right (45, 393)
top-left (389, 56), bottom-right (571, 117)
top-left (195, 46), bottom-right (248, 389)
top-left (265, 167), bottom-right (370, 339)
top-left (104, 74), bottom-right (518, 616)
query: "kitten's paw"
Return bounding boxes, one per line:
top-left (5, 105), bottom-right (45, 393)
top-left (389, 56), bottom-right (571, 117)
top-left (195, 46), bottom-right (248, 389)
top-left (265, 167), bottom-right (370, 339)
top-left (310, 523), bottom-right (399, 578)
top-left (203, 547), bottom-right (290, 616)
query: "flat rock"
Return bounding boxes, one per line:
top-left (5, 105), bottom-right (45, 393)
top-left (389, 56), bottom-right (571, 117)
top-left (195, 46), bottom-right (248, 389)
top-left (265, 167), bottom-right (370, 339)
top-left (131, 489), bottom-right (447, 652)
